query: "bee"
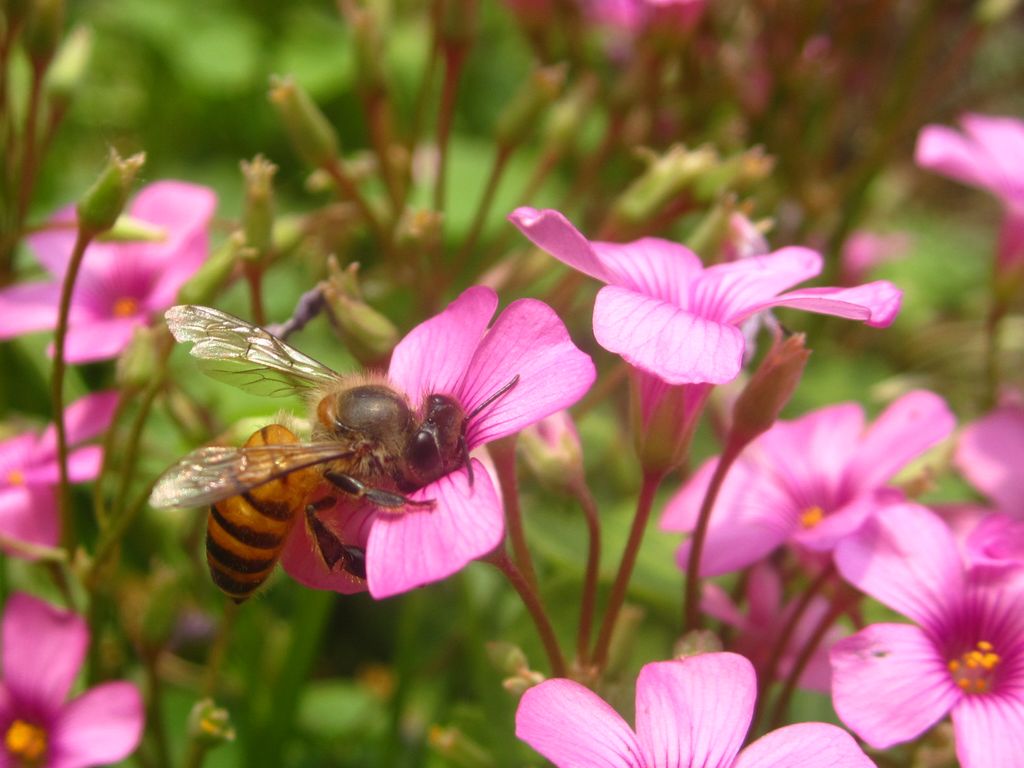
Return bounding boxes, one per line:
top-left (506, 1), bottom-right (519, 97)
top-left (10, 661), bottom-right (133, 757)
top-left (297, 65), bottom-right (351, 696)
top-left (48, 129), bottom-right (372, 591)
top-left (150, 305), bottom-right (517, 603)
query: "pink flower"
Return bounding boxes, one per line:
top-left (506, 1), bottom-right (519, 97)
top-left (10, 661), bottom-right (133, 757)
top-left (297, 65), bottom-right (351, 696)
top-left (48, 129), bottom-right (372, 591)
top-left (282, 286), bottom-right (596, 599)
top-left (516, 652), bottom-right (874, 767)
top-left (0, 392), bottom-right (117, 557)
top-left (661, 391), bottom-right (955, 576)
top-left (0, 593), bottom-right (143, 768)
top-left (0, 181), bottom-right (217, 363)
top-left (830, 503), bottom-right (1024, 768)
top-left (955, 401), bottom-right (1024, 516)
top-left (587, 0), bottom-right (706, 34)
top-left (839, 230), bottom-right (910, 286)
top-left (915, 114), bottom-right (1024, 269)
top-left (509, 207), bottom-right (901, 387)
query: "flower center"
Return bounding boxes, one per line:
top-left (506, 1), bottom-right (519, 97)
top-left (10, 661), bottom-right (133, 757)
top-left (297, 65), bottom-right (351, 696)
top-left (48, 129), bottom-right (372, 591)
top-left (112, 296), bottom-right (140, 318)
top-left (5, 719), bottom-right (48, 766)
top-left (948, 640), bottom-right (1001, 694)
top-left (6, 469), bottom-right (25, 486)
top-left (800, 505), bottom-right (825, 528)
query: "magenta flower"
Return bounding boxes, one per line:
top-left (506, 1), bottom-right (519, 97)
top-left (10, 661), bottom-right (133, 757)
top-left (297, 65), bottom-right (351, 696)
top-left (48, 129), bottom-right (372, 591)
top-left (0, 392), bottom-right (117, 557)
top-left (661, 390), bottom-right (955, 576)
top-left (915, 114), bottom-right (1024, 269)
top-left (516, 652), bottom-right (874, 767)
top-left (0, 593), bottom-right (143, 768)
top-left (839, 230), bottom-right (910, 286)
top-left (282, 286), bottom-right (596, 599)
top-left (587, 0), bottom-right (706, 34)
top-left (509, 207), bottom-right (901, 387)
top-left (955, 400), bottom-right (1024, 516)
top-left (0, 181), bottom-right (217, 363)
top-left (830, 502), bottom-right (1024, 768)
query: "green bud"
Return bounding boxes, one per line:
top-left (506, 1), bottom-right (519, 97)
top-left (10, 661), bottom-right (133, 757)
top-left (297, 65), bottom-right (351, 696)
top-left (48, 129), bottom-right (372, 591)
top-left (673, 629), bottom-right (723, 659)
top-left (177, 233), bottom-right (242, 305)
top-left (187, 699), bottom-right (236, 748)
top-left (76, 149), bottom-right (145, 236)
top-left (485, 641), bottom-right (528, 676)
top-left (976, 0), bottom-right (1021, 24)
top-left (604, 603), bottom-right (645, 679)
top-left (240, 155), bottom-right (277, 261)
top-left (96, 213), bottom-right (165, 243)
top-left (685, 197), bottom-right (738, 261)
top-left (731, 334), bottom-right (810, 445)
top-left (518, 411), bottom-right (583, 492)
top-left (394, 208), bottom-right (443, 251)
top-left (542, 74), bottom-right (598, 153)
top-left (611, 144), bottom-right (718, 229)
top-left (349, 5), bottom-right (385, 94)
top-left (495, 63), bottom-right (567, 147)
top-left (428, 725), bottom-right (496, 768)
top-left (23, 0), bottom-right (63, 69)
top-left (115, 325), bottom-right (161, 390)
top-left (633, 382), bottom-right (697, 475)
top-left (268, 75), bottom-right (340, 170)
top-left (694, 146), bottom-right (774, 201)
top-left (321, 257), bottom-right (398, 367)
top-left (43, 24), bottom-right (91, 111)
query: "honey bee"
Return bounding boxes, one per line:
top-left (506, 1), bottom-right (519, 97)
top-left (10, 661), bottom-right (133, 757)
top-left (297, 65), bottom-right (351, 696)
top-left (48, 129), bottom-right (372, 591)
top-left (150, 305), bottom-right (517, 602)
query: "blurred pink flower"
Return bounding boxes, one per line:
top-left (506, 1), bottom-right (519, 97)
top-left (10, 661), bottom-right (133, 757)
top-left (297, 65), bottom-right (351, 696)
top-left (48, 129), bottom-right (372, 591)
top-left (830, 503), bottom-right (1024, 768)
top-left (282, 286), bottom-right (595, 599)
top-left (915, 114), bottom-right (1024, 270)
top-left (661, 390), bottom-right (955, 576)
top-left (0, 593), bottom-right (143, 768)
top-left (955, 401), bottom-right (1024, 516)
top-left (840, 230), bottom-right (910, 285)
top-left (587, 0), bottom-right (706, 34)
top-left (0, 392), bottom-right (117, 557)
top-left (0, 181), bottom-right (217, 363)
top-left (516, 652), bottom-right (874, 767)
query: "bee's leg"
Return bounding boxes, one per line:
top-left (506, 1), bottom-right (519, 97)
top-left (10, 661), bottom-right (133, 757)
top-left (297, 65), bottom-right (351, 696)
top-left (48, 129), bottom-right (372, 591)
top-left (304, 498), bottom-right (367, 580)
top-left (323, 470), bottom-right (434, 510)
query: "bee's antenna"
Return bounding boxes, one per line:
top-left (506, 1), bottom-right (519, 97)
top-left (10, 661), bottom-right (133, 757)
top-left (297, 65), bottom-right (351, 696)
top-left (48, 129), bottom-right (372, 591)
top-left (468, 374), bottom-right (519, 421)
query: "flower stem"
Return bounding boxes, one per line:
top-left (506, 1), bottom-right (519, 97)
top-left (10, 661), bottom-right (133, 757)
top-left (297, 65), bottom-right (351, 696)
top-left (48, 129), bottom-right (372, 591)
top-left (51, 228), bottom-right (95, 553)
top-left (487, 549), bottom-right (566, 677)
top-left (569, 477), bottom-right (601, 668)
top-left (322, 156), bottom-right (387, 246)
top-left (592, 470), bottom-right (664, 672)
top-left (489, 436), bottom-right (538, 589)
top-left (433, 40), bottom-right (468, 215)
top-left (244, 261), bottom-right (267, 326)
top-left (683, 437), bottom-right (744, 633)
top-left (182, 602), bottom-right (239, 768)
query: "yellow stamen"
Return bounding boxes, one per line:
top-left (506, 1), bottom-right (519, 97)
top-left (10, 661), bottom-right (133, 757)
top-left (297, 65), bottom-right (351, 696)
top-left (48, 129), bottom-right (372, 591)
top-left (949, 640), bottom-right (1001, 696)
top-left (5, 719), bottom-right (47, 764)
top-left (800, 505), bottom-right (825, 528)
top-left (6, 469), bottom-right (25, 486)
top-left (112, 296), bottom-right (139, 318)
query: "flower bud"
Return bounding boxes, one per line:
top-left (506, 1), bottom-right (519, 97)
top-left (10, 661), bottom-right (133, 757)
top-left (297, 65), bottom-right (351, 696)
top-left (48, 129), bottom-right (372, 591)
top-left (76, 149), bottom-right (145, 236)
top-left (187, 699), bottom-right (236, 748)
top-left (495, 63), bottom-right (567, 147)
top-left (685, 197), bottom-right (738, 261)
top-left (731, 334), bottom-right (810, 445)
top-left (428, 726), bottom-right (495, 768)
top-left (240, 155), bottom-right (277, 261)
top-left (673, 629), bottom-right (723, 659)
top-left (22, 0), bottom-right (63, 69)
top-left (633, 381), bottom-right (698, 475)
top-left (485, 641), bottom-right (528, 676)
top-left (611, 144), bottom-right (718, 229)
top-left (693, 146), bottom-right (774, 201)
top-left (268, 75), bottom-right (340, 170)
top-left (321, 257), bottom-right (398, 367)
top-left (349, 4), bottom-right (386, 95)
top-left (177, 232), bottom-right (242, 306)
top-left (116, 325), bottom-right (161, 390)
top-left (96, 214), bottom-right (165, 243)
top-left (518, 410), bottom-right (583, 492)
top-left (541, 74), bottom-right (597, 153)
top-left (43, 24), bottom-right (91, 111)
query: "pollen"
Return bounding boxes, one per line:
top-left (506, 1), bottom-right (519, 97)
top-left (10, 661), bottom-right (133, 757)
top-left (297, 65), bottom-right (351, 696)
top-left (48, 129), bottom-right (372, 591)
top-left (5, 719), bottom-right (48, 764)
top-left (948, 641), bottom-right (1001, 694)
top-left (112, 296), bottom-right (140, 318)
top-left (800, 505), bottom-right (825, 528)
top-left (6, 469), bottom-right (25, 486)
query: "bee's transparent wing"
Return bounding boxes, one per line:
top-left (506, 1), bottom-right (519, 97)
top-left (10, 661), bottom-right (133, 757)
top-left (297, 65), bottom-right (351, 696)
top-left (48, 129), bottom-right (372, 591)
top-left (165, 305), bottom-right (340, 397)
top-left (150, 441), bottom-right (353, 508)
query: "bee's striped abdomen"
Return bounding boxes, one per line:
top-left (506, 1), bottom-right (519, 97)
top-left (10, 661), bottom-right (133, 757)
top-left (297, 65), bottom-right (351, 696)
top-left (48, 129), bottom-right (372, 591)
top-left (205, 424), bottom-right (319, 602)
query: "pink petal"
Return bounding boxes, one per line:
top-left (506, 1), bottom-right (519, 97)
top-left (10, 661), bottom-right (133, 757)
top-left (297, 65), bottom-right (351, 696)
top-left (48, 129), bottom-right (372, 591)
top-left (834, 503), bottom-right (964, 629)
top-left (49, 681), bottom-right (144, 768)
top-left (20, 446), bottom-right (103, 485)
top-left (749, 281), bottom-right (903, 328)
top-left (793, 492), bottom-right (898, 553)
top-left (388, 286), bottom-right (497, 407)
top-left (960, 114), bottom-right (1024, 206)
top-left (965, 513), bottom-right (1024, 573)
top-left (695, 247), bottom-right (823, 323)
top-left (635, 654), bottom-right (754, 768)
top-left (700, 582), bottom-right (748, 629)
top-left (0, 435), bottom-right (36, 475)
top-left (50, 316), bottom-right (143, 364)
top-left (955, 403), bottom-right (1024, 513)
top-left (461, 298), bottom-right (595, 447)
top-left (0, 486), bottom-right (60, 557)
top-left (515, 678), bottom-right (644, 767)
top-left (1, 593), bottom-right (87, 712)
top-left (676, 510), bottom-right (791, 577)
top-left (365, 460), bottom-right (503, 598)
top-left (594, 285), bottom-right (745, 384)
top-left (508, 207), bottom-right (614, 283)
top-left (279, 497), bottom-right (374, 595)
top-left (24, 205), bottom-right (78, 276)
top-left (831, 623), bottom-right (958, 749)
top-left (0, 281), bottom-right (74, 339)
top-left (128, 181), bottom-right (218, 244)
top-left (142, 226), bottom-right (212, 311)
top-left (590, 237), bottom-right (704, 303)
top-left (733, 723), bottom-right (875, 768)
top-left (951, 691), bottom-right (1024, 768)
top-left (35, 391), bottom-right (119, 459)
top-left (916, 124), bottom-right (999, 193)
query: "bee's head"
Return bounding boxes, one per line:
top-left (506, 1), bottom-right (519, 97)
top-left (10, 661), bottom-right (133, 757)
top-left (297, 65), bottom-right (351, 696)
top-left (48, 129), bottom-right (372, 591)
top-left (403, 394), bottom-right (467, 489)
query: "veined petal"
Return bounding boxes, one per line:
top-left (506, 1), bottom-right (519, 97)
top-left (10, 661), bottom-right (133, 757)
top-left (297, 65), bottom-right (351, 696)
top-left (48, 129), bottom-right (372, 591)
top-left (636, 654), bottom-right (754, 768)
top-left (278, 497), bottom-right (374, 595)
top-left (744, 281), bottom-right (902, 328)
top-left (830, 623), bottom-right (957, 749)
top-left (461, 298), bottom-right (595, 448)
top-left (49, 316), bottom-right (145, 364)
top-left (0, 486), bottom-right (60, 556)
top-left (835, 503), bottom-right (964, 628)
top-left (2, 593), bottom-right (87, 712)
top-left (845, 390), bottom-right (955, 492)
top-left (35, 391), bottom-right (119, 459)
top-left (951, 690), bottom-right (1024, 768)
top-left (590, 238), bottom-right (703, 304)
top-left (508, 207), bottom-right (613, 283)
top-left (594, 285), bottom-right (745, 384)
top-left (955, 404), bottom-right (1024, 513)
top-left (733, 723), bottom-right (875, 768)
top-left (516, 679), bottom-right (644, 767)
top-left (129, 181), bottom-right (218, 245)
top-left (365, 460), bottom-right (503, 598)
top-left (388, 286), bottom-right (497, 407)
top-left (49, 682), bottom-right (144, 768)
top-left (695, 247), bottom-right (822, 323)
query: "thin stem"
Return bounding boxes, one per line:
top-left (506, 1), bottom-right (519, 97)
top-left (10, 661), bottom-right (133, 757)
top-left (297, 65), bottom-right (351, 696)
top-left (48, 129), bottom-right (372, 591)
top-left (144, 653), bottom-right (173, 768)
top-left (52, 228), bottom-right (95, 552)
top-left (433, 42), bottom-right (468, 214)
top-left (15, 64), bottom-right (45, 228)
top-left (592, 470), bottom-right (664, 672)
top-left (683, 437), bottom-right (745, 632)
top-left (322, 157), bottom-right (387, 246)
top-left (244, 262), bottom-right (267, 326)
top-left (112, 382), bottom-right (162, 525)
top-left (487, 549), bottom-right (566, 677)
top-left (489, 437), bottom-right (538, 589)
top-left (182, 603), bottom-right (239, 768)
top-left (451, 144), bottom-right (513, 276)
top-left (408, 0), bottom-right (444, 158)
top-left (568, 478), bottom-right (601, 668)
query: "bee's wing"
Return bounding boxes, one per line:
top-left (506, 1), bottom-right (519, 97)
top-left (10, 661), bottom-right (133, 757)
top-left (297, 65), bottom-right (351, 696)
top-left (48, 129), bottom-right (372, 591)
top-left (166, 305), bottom-right (341, 397)
top-left (150, 441), bottom-right (352, 509)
